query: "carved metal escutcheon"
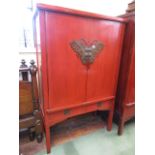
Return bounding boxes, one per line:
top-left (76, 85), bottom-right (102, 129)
top-left (70, 39), bottom-right (104, 65)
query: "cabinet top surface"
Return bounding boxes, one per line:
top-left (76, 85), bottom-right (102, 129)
top-left (36, 3), bottom-right (127, 23)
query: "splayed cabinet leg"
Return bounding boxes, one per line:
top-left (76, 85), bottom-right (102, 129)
top-left (45, 126), bottom-right (51, 154)
top-left (118, 118), bottom-right (125, 135)
top-left (107, 103), bottom-right (114, 131)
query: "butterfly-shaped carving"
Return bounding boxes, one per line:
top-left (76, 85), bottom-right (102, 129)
top-left (70, 39), bottom-right (104, 65)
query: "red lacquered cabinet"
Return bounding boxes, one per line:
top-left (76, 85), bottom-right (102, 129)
top-left (33, 3), bottom-right (127, 153)
top-left (115, 12), bottom-right (135, 135)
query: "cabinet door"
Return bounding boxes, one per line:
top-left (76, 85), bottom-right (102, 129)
top-left (86, 22), bottom-right (125, 101)
top-left (45, 11), bottom-right (125, 109)
top-left (45, 12), bottom-right (88, 109)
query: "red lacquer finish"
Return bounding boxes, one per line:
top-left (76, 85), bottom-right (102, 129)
top-left (115, 12), bottom-right (135, 135)
top-left (33, 3), bottom-right (127, 153)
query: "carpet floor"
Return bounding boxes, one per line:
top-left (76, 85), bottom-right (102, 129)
top-left (19, 114), bottom-right (134, 155)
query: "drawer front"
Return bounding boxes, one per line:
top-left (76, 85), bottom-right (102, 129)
top-left (47, 106), bottom-right (86, 126)
top-left (85, 100), bottom-right (113, 113)
top-left (47, 100), bottom-right (113, 126)
top-left (124, 105), bottom-right (135, 121)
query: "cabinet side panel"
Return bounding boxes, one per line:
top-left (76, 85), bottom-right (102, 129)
top-left (124, 46), bottom-right (135, 105)
top-left (115, 16), bottom-right (135, 113)
top-left (38, 10), bottom-right (49, 112)
top-left (34, 13), bottom-right (44, 114)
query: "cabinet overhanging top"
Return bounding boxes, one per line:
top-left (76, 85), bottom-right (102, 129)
top-left (36, 3), bottom-right (128, 23)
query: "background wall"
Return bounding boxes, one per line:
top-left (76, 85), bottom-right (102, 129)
top-left (19, 0), bottom-right (132, 65)
top-left (33, 0), bottom-right (132, 16)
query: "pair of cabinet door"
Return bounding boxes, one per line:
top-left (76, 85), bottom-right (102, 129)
top-left (38, 12), bottom-right (126, 110)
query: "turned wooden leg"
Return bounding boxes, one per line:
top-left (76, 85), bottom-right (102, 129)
top-left (45, 126), bottom-right (51, 154)
top-left (35, 121), bottom-right (43, 143)
top-left (34, 110), bottom-right (43, 143)
top-left (37, 133), bottom-right (43, 143)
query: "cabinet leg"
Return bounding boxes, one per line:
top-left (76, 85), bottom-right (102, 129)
top-left (107, 110), bottom-right (114, 131)
top-left (118, 108), bottom-right (125, 135)
top-left (45, 126), bottom-right (51, 154)
top-left (118, 117), bottom-right (125, 135)
top-left (107, 103), bottom-right (114, 131)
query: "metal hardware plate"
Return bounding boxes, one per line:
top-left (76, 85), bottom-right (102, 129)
top-left (70, 39), bottom-right (104, 65)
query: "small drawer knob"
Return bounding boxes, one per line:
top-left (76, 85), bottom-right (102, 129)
top-left (64, 109), bottom-right (70, 115)
top-left (97, 102), bottom-right (103, 107)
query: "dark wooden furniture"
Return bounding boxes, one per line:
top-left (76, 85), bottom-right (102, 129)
top-left (126, 0), bottom-right (135, 13)
top-left (19, 59), bottom-right (43, 142)
top-left (33, 3), bottom-right (127, 153)
top-left (115, 10), bottom-right (135, 135)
